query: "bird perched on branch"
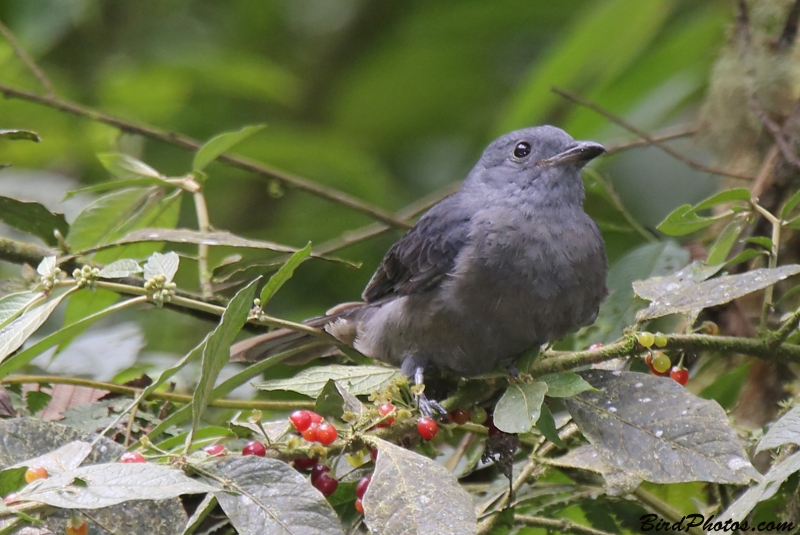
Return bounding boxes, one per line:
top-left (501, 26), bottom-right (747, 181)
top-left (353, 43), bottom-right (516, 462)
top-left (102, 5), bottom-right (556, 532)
top-left (231, 125), bottom-right (608, 415)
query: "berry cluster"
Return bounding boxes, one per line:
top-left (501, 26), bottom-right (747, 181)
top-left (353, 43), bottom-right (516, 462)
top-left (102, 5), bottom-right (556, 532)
top-left (290, 410), bottom-right (339, 446)
top-left (637, 331), bottom-right (689, 386)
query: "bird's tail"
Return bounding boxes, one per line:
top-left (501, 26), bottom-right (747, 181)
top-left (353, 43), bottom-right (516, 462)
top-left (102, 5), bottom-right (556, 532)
top-left (229, 302), bottom-right (362, 364)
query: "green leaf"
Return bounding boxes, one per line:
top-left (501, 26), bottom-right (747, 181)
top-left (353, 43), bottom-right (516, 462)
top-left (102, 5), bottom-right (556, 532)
top-left (67, 188), bottom-right (165, 252)
top-left (25, 390), bottom-right (51, 414)
top-left (637, 265), bottom-right (800, 321)
top-left (745, 236), bottom-right (773, 249)
top-left (706, 214), bottom-right (748, 266)
top-left (0, 129), bottom-right (40, 142)
top-left (693, 188), bottom-right (751, 211)
top-left (538, 372), bottom-right (596, 398)
top-left (365, 437), bottom-right (477, 535)
top-left (566, 370), bottom-right (757, 485)
top-left (15, 463), bottom-right (215, 509)
top-left (255, 365), bottom-right (399, 397)
top-left (259, 242), bottom-right (312, 306)
top-left (191, 279), bottom-right (259, 439)
top-left (97, 153), bottom-right (164, 180)
top-left (144, 251), bottom-right (180, 282)
top-left (206, 456), bottom-right (344, 535)
top-left (536, 403), bottom-right (567, 448)
top-left (0, 292), bottom-right (43, 329)
top-left (192, 124), bottom-right (266, 172)
top-left (0, 292), bottom-right (69, 366)
top-left (0, 196), bottom-right (69, 246)
top-left (781, 189), bottom-right (800, 219)
top-left (315, 379), bottom-right (365, 421)
top-left (656, 205), bottom-right (731, 236)
top-left (56, 288), bottom-right (121, 354)
top-left (98, 259), bottom-right (143, 279)
top-left (494, 381), bottom-right (548, 434)
top-left (577, 241), bottom-right (690, 346)
top-left (0, 296), bottom-right (139, 380)
top-left (498, 0), bottom-right (675, 131)
top-left (64, 177), bottom-right (173, 199)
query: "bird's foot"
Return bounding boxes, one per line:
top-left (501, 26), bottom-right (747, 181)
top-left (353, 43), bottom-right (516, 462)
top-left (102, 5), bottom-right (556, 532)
top-left (417, 393), bottom-right (447, 418)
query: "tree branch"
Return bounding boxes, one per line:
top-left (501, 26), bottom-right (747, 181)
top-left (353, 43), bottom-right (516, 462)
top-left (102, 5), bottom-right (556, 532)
top-left (552, 88), bottom-right (756, 181)
top-left (0, 82), bottom-right (410, 230)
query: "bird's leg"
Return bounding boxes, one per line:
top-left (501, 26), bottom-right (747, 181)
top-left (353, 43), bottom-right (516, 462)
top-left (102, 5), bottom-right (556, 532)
top-left (414, 366), bottom-right (447, 418)
top-left (401, 356), bottom-right (446, 417)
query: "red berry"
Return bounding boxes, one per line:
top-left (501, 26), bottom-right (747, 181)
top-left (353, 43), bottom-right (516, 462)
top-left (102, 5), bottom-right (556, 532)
top-left (314, 473), bottom-right (339, 496)
top-left (202, 444), bottom-right (225, 456)
top-left (417, 417), bottom-right (439, 440)
top-left (302, 423), bottom-right (320, 442)
top-left (310, 464), bottom-right (330, 485)
top-left (370, 448), bottom-right (378, 463)
top-left (309, 411), bottom-right (323, 424)
top-left (355, 497), bottom-right (364, 514)
top-left (356, 475), bottom-right (371, 499)
top-left (66, 518), bottom-right (88, 535)
top-left (377, 403), bottom-right (396, 427)
top-left (293, 456), bottom-right (317, 471)
top-left (290, 410), bottom-right (313, 432)
top-left (119, 452), bottom-right (146, 464)
top-left (315, 423), bottom-right (338, 446)
top-left (24, 466), bottom-right (47, 483)
top-left (450, 409), bottom-right (470, 425)
top-left (669, 367), bottom-right (689, 386)
top-left (242, 440), bottom-right (266, 457)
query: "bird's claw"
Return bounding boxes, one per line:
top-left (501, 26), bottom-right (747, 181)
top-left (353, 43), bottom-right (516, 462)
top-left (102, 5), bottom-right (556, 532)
top-left (418, 393), bottom-right (447, 418)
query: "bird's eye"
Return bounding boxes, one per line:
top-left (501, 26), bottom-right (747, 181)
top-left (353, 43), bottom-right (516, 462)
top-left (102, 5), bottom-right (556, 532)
top-left (513, 141), bottom-right (531, 158)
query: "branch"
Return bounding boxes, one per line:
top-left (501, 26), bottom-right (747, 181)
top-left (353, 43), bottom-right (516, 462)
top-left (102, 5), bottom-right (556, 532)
top-left (0, 19), bottom-right (55, 97)
top-left (2, 375), bottom-right (314, 411)
top-left (0, 82), bottom-right (410, 230)
top-left (0, 237), bottom-right (54, 266)
top-left (750, 97), bottom-right (800, 172)
top-left (515, 515), bottom-right (615, 535)
top-left (552, 88), bottom-right (756, 181)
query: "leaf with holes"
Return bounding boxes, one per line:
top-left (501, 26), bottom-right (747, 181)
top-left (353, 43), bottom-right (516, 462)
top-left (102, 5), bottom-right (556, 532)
top-left (635, 265), bottom-right (800, 321)
top-left (15, 463), bottom-right (215, 508)
top-left (565, 370), bottom-right (758, 484)
top-left (205, 456), bottom-right (343, 535)
top-left (364, 438), bottom-right (476, 535)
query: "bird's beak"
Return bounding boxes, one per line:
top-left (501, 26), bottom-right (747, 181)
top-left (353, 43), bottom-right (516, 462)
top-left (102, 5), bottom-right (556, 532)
top-left (537, 141), bottom-right (606, 168)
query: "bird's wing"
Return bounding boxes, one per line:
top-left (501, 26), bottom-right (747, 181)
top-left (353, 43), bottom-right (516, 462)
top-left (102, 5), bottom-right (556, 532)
top-left (363, 198), bottom-right (471, 302)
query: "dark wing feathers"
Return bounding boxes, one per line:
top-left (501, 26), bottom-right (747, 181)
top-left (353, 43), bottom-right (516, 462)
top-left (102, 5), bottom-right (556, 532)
top-left (362, 198), bottom-right (470, 302)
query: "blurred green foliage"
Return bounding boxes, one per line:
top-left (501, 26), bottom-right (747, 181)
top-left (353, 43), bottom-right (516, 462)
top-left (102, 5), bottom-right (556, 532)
top-left (0, 0), bottom-right (729, 351)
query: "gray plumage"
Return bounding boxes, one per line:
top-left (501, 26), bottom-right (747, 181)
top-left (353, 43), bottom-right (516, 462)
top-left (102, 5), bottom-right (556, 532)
top-left (232, 125), bottom-right (608, 381)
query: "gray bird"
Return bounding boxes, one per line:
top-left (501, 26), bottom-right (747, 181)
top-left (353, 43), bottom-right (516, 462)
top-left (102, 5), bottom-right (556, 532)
top-left (231, 125), bottom-right (608, 413)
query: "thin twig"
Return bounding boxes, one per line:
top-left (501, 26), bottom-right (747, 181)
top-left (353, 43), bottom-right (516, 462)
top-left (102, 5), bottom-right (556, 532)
top-left (771, 306), bottom-right (800, 346)
top-left (315, 180), bottom-right (461, 255)
top-left (583, 168), bottom-right (658, 243)
top-left (515, 515), bottom-right (615, 535)
top-left (751, 97), bottom-right (800, 172)
top-left (0, 19), bottom-right (55, 97)
top-left (193, 189), bottom-right (214, 298)
top-left (1, 375), bottom-right (315, 410)
top-left (552, 88), bottom-right (757, 181)
top-left (751, 145), bottom-right (780, 198)
top-left (0, 82), bottom-right (410, 230)
top-left (604, 126), bottom-right (697, 155)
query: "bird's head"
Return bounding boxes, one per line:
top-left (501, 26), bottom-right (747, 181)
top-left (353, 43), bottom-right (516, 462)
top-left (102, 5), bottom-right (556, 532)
top-left (468, 126), bottom-right (605, 205)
